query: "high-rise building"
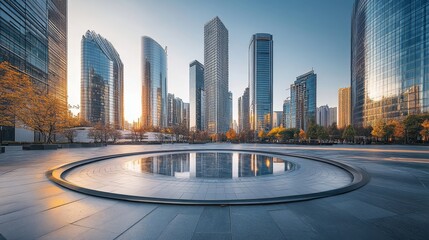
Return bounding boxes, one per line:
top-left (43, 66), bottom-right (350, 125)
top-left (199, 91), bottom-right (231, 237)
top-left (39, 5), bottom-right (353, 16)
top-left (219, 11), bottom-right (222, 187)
top-left (142, 36), bottom-right (167, 128)
top-left (189, 60), bottom-right (205, 131)
top-left (338, 87), bottom-right (351, 128)
top-left (352, 0), bottom-right (429, 127)
top-left (167, 93), bottom-right (175, 127)
top-left (81, 30), bottom-right (124, 129)
top-left (204, 16), bottom-right (229, 134)
top-left (249, 33), bottom-right (273, 132)
top-left (228, 91), bottom-right (233, 129)
top-left (0, 0), bottom-right (68, 140)
top-left (238, 87), bottom-right (250, 132)
top-left (273, 111), bottom-right (283, 128)
top-left (183, 102), bottom-right (190, 129)
top-left (317, 105), bottom-right (331, 128)
top-left (290, 70), bottom-right (317, 131)
top-left (238, 97), bottom-right (242, 132)
top-left (283, 99), bottom-right (292, 129)
top-left (329, 107), bottom-right (337, 126)
top-left (174, 97), bottom-right (183, 125)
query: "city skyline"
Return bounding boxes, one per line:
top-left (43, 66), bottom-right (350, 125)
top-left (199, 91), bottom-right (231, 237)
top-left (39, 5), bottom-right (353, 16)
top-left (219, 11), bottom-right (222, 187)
top-left (67, 0), bottom-right (354, 123)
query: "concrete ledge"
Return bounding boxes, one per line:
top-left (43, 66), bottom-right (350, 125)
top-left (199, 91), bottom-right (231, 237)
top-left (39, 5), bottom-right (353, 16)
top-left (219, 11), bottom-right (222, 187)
top-left (23, 144), bottom-right (58, 150)
top-left (46, 149), bottom-right (370, 206)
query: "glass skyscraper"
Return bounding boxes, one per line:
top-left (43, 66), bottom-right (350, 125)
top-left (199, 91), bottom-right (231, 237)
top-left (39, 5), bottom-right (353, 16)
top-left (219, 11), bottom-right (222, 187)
top-left (141, 36), bottom-right (167, 128)
top-left (189, 60), bottom-right (204, 131)
top-left (290, 70), bottom-right (317, 131)
top-left (204, 16), bottom-right (229, 134)
top-left (283, 99), bottom-right (291, 129)
top-left (0, 0), bottom-right (67, 140)
top-left (238, 87), bottom-right (250, 132)
top-left (228, 91), bottom-right (233, 129)
top-left (352, 0), bottom-right (429, 127)
top-left (249, 33), bottom-right (273, 132)
top-left (81, 30), bottom-right (124, 129)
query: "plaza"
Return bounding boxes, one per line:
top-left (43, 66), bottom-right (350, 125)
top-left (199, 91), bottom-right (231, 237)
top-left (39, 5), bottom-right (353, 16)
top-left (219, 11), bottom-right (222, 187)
top-left (0, 143), bottom-right (428, 239)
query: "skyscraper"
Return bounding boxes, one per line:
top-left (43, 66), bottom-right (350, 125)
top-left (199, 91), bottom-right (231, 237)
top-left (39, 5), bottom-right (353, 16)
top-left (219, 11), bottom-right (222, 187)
top-left (352, 0), bottom-right (429, 127)
top-left (228, 91), bottom-right (233, 129)
top-left (338, 87), bottom-right (351, 128)
top-left (249, 33), bottom-right (273, 132)
top-left (238, 97), bottom-right (242, 132)
top-left (167, 93), bottom-right (175, 127)
top-left (0, 0), bottom-right (67, 140)
top-left (238, 87), bottom-right (250, 132)
top-left (290, 70), bottom-right (317, 131)
top-left (81, 30), bottom-right (124, 129)
top-left (204, 16), bottom-right (229, 134)
top-left (317, 105), bottom-right (337, 128)
top-left (189, 60), bottom-right (205, 131)
top-left (183, 102), bottom-right (190, 129)
top-left (142, 36), bottom-right (167, 128)
top-left (283, 99), bottom-right (291, 129)
top-left (273, 111), bottom-right (283, 128)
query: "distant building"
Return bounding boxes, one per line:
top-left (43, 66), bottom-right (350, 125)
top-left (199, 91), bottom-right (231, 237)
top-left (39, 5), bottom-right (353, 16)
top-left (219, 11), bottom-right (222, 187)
top-left (338, 87), bottom-right (351, 128)
top-left (81, 30), bottom-right (124, 129)
top-left (329, 107), bottom-right (337, 126)
top-left (290, 70), bottom-right (317, 131)
top-left (273, 111), bottom-right (283, 128)
top-left (141, 36), bottom-right (167, 128)
top-left (204, 16), bottom-right (229, 134)
top-left (283, 99), bottom-right (292, 129)
top-left (189, 60), bottom-right (205, 131)
top-left (238, 88), bottom-right (250, 132)
top-left (167, 93), bottom-right (175, 127)
top-left (183, 103), bottom-right (190, 128)
top-left (249, 33), bottom-right (273, 132)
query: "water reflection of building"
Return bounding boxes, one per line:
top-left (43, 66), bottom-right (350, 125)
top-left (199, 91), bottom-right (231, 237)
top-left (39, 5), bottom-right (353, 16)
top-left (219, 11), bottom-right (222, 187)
top-left (128, 152), bottom-right (289, 179)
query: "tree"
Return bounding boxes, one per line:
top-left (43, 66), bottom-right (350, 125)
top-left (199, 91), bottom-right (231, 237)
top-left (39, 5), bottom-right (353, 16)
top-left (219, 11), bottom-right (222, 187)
top-left (226, 128), bottom-right (237, 141)
top-left (306, 123), bottom-right (319, 140)
top-left (267, 127), bottom-right (280, 142)
top-left (276, 127), bottom-right (286, 142)
top-left (317, 127), bottom-right (329, 141)
top-left (327, 123), bottom-right (341, 140)
top-left (386, 120), bottom-right (404, 142)
top-left (420, 119), bottom-right (429, 142)
top-left (61, 112), bottom-right (80, 143)
top-left (298, 129), bottom-right (306, 142)
top-left (371, 119), bottom-right (386, 141)
top-left (342, 125), bottom-right (356, 142)
top-left (0, 62), bottom-right (33, 127)
top-left (109, 129), bottom-right (122, 143)
top-left (258, 129), bottom-right (266, 142)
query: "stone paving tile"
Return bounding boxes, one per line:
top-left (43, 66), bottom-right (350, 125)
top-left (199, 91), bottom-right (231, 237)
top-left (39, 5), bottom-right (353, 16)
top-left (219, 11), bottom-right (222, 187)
top-left (0, 144), bottom-right (428, 239)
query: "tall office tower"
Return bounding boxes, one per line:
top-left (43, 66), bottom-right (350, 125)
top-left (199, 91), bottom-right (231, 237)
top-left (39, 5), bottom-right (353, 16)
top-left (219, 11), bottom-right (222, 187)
top-left (204, 16), bottom-right (229, 134)
top-left (317, 105), bottom-right (330, 128)
top-left (329, 107), bottom-right (337, 126)
top-left (273, 111), bottom-right (283, 128)
top-left (174, 97), bottom-right (183, 125)
top-left (81, 30), bottom-right (124, 129)
top-left (352, 0), bottom-right (429, 127)
top-left (290, 70), bottom-right (317, 131)
top-left (167, 93), bottom-right (175, 127)
top-left (183, 102), bottom-right (190, 128)
top-left (249, 33), bottom-right (273, 132)
top-left (189, 60), bottom-right (205, 131)
top-left (237, 97), bottom-right (242, 132)
top-left (238, 87), bottom-right (250, 132)
top-left (142, 36), bottom-right (167, 128)
top-left (0, 0), bottom-right (68, 140)
top-left (228, 91), bottom-right (233, 129)
top-left (282, 99), bottom-right (292, 129)
top-left (338, 87), bottom-right (351, 128)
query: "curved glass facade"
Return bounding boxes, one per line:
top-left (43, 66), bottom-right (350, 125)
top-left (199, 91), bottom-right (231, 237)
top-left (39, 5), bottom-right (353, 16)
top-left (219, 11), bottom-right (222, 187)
top-left (249, 33), bottom-right (273, 132)
top-left (352, 0), bottom-right (429, 127)
top-left (81, 30), bottom-right (124, 129)
top-left (141, 36), bottom-right (167, 128)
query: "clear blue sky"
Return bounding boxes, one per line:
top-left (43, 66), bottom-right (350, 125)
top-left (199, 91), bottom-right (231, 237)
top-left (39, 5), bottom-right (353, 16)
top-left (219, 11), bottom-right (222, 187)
top-left (68, 0), bottom-right (354, 122)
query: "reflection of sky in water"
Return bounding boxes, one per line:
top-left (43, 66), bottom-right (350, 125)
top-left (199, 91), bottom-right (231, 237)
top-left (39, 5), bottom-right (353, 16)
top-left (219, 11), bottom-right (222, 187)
top-left (124, 152), bottom-right (293, 179)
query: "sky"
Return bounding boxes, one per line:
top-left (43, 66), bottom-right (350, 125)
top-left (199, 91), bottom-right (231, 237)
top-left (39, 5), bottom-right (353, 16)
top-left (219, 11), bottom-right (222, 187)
top-left (68, 0), bottom-right (355, 123)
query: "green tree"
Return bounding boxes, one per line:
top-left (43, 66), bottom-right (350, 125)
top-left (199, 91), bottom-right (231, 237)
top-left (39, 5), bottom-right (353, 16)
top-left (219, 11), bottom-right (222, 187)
top-left (342, 125), bottom-right (356, 142)
top-left (306, 123), bottom-right (319, 140)
top-left (317, 126), bottom-right (329, 141)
